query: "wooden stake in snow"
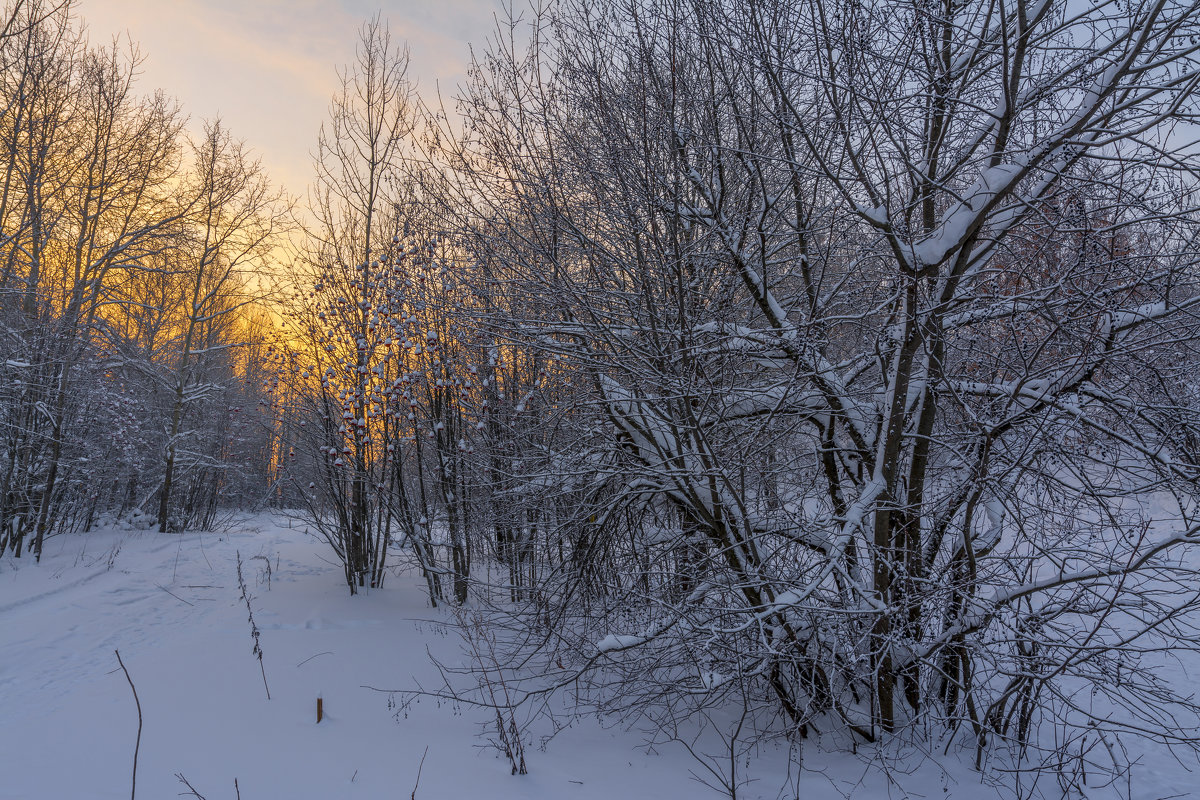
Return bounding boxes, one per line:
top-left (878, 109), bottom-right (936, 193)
top-left (317, 696), bottom-right (323, 723)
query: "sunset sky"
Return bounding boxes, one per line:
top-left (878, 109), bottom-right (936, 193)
top-left (82, 0), bottom-right (502, 198)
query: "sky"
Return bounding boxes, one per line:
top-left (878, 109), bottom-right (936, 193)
top-left (80, 0), bottom-right (504, 199)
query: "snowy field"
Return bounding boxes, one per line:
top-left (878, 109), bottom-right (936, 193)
top-left (1, 514), bottom-right (1196, 800)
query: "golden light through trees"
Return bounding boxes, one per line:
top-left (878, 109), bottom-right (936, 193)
top-left (0, 0), bottom-right (288, 552)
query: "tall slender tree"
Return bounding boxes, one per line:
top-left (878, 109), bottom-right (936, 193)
top-left (291, 15), bottom-right (419, 593)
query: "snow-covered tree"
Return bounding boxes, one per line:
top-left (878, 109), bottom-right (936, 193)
top-left (152, 121), bottom-right (287, 532)
top-left (0, 2), bottom-right (285, 553)
top-left (428, 0), bottom-right (1200, 784)
top-left (285, 16), bottom-right (423, 594)
top-left (0, 2), bottom-right (187, 556)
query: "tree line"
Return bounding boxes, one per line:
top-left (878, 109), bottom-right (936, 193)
top-left (0, 0), bottom-right (287, 556)
top-left (274, 0), bottom-right (1200, 787)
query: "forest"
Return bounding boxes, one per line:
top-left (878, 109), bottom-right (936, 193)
top-left (4, 0), bottom-right (1200, 795)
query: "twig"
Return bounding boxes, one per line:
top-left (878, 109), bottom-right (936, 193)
top-left (175, 773), bottom-right (208, 799)
top-left (237, 551), bottom-right (270, 700)
top-left (154, 583), bottom-right (194, 606)
top-left (234, 777), bottom-right (241, 800)
top-left (412, 746), bottom-right (429, 800)
top-left (251, 554), bottom-right (272, 590)
top-left (296, 650), bottom-right (334, 667)
top-left (115, 650), bottom-right (141, 800)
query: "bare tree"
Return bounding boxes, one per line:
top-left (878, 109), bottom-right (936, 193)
top-left (0, 4), bottom-right (188, 556)
top-left (424, 0), bottom-right (1200, 789)
top-left (154, 121), bottom-right (287, 532)
top-left (289, 15), bottom-right (419, 593)
top-left (0, 3), bottom-right (284, 551)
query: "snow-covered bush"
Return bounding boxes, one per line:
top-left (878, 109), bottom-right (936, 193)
top-left (413, 0), bottom-right (1200, 790)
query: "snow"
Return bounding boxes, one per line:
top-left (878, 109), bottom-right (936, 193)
top-left (596, 633), bottom-right (648, 653)
top-left (0, 518), bottom-right (729, 799)
top-left (913, 161), bottom-right (1026, 269)
top-left (854, 203), bottom-right (889, 227)
top-left (2, 514), bottom-right (1198, 799)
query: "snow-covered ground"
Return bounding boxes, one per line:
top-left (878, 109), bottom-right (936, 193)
top-left (0, 514), bottom-right (1194, 799)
